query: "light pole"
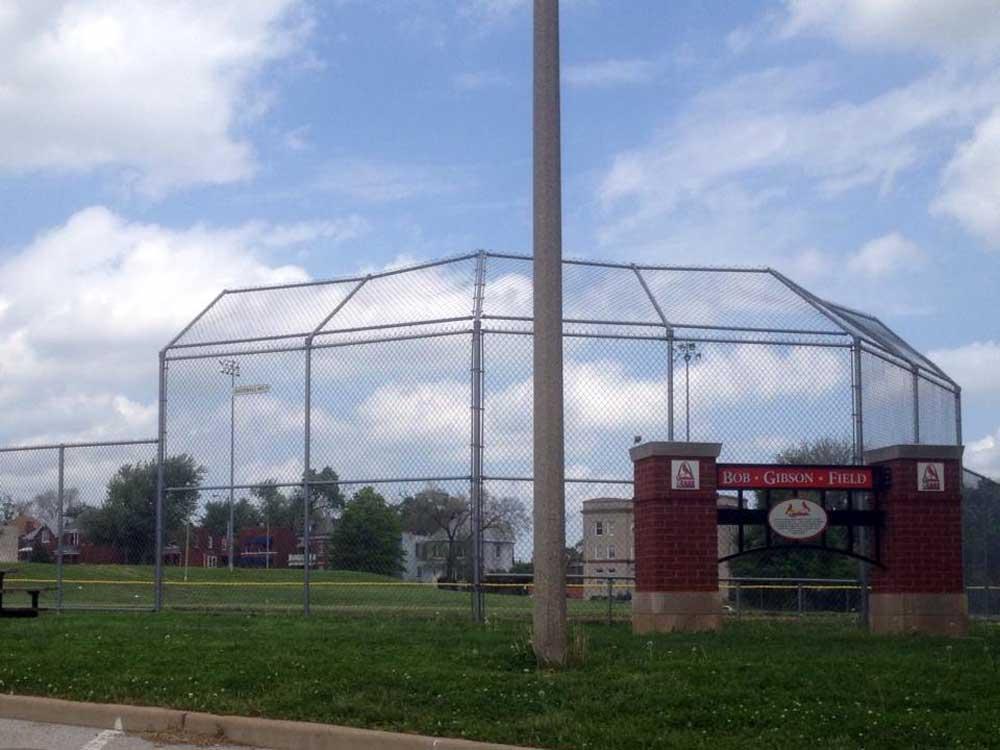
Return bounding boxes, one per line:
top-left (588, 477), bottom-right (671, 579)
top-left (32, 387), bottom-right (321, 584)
top-left (673, 343), bottom-right (701, 441)
top-left (219, 359), bottom-right (240, 571)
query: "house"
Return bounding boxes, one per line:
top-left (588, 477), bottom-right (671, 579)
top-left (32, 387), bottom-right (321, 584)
top-left (17, 520), bottom-right (63, 562)
top-left (401, 528), bottom-right (515, 582)
top-left (580, 495), bottom-right (737, 600)
top-left (0, 513), bottom-right (38, 563)
top-left (237, 526), bottom-right (298, 568)
top-left (59, 516), bottom-right (124, 565)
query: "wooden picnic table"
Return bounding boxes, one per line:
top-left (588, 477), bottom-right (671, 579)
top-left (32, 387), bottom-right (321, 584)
top-left (0, 568), bottom-right (19, 589)
top-left (0, 568), bottom-right (49, 618)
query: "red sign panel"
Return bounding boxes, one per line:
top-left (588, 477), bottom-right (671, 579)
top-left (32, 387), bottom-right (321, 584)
top-left (717, 464), bottom-right (873, 490)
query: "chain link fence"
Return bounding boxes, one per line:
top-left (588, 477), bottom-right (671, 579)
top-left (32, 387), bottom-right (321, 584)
top-left (1, 253), bottom-right (983, 619)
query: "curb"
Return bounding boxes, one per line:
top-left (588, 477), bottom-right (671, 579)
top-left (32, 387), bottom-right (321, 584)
top-left (0, 694), bottom-right (538, 750)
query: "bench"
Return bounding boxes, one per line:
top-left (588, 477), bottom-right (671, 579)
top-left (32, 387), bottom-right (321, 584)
top-left (1, 587), bottom-right (53, 611)
top-left (0, 570), bottom-right (50, 618)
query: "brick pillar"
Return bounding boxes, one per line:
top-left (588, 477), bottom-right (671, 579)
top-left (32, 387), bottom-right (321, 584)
top-left (865, 444), bottom-right (968, 637)
top-left (630, 441), bottom-right (723, 633)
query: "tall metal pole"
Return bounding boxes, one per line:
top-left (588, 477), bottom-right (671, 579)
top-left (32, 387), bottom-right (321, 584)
top-left (911, 366), bottom-right (920, 444)
top-left (667, 334), bottom-right (675, 441)
top-left (955, 387), bottom-right (963, 446)
top-left (56, 444), bottom-right (65, 611)
top-left (685, 356), bottom-right (691, 442)
top-left (471, 251), bottom-right (487, 623)
top-left (532, 0), bottom-right (567, 666)
top-left (154, 350), bottom-right (167, 612)
top-left (852, 338), bottom-right (869, 626)
top-left (228, 370), bottom-right (236, 572)
top-left (303, 338), bottom-right (313, 616)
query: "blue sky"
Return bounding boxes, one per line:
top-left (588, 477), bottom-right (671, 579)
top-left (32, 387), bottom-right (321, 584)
top-left (0, 0), bottom-right (998, 478)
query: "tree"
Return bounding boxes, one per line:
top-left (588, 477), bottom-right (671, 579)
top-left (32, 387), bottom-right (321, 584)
top-left (200, 497), bottom-right (263, 538)
top-left (397, 487), bottom-right (528, 580)
top-left (288, 466), bottom-right (345, 531)
top-left (251, 481), bottom-right (298, 530)
top-left (729, 437), bottom-right (857, 579)
top-left (81, 455), bottom-right (204, 564)
top-left (329, 487), bottom-right (404, 576)
top-left (2, 488), bottom-right (81, 527)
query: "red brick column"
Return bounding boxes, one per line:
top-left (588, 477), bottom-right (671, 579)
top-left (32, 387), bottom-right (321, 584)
top-left (630, 441), bottom-right (723, 633)
top-left (865, 444), bottom-right (968, 636)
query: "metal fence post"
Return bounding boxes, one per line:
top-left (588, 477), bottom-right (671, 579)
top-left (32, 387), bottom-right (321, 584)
top-left (852, 338), bottom-right (869, 627)
top-left (735, 581), bottom-right (742, 618)
top-left (606, 577), bottom-right (613, 625)
top-left (470, 252), bottom-right (486, 623)
top-left (631, 265), bottom-right (674, 441)
top-left (154, 350), bottom-right (167, 612)
top-left (303, 338), bottom-right (313, 617)
top-left (955, 387), bottom-right (963, 445)
top-left (667, 334), bottom-right (675, 441)
top-left (56, 444), bottom-right (65, 611)
top-left (797, 582), bottom-right (803, 617)
top-left (912, 366), bottom-right (920, 444)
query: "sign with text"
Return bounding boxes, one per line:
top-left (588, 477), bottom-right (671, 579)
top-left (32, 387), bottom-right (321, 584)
top-left (717, 464), bottom-right (873, 491)
top-left (671, 459), bottom-right (700, 490)
top-left (234, 383), bottom-right (271, 396)
top-left (917, 462), bottom-right (944, 492)
top-left (768, 498), bottom-right (829, 541)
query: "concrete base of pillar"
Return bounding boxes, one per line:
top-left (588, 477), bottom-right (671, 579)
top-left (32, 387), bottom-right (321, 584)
top-left (868, 593), bottom-right (969, 637)
top-left (632, 591), bottom-right (723, 633)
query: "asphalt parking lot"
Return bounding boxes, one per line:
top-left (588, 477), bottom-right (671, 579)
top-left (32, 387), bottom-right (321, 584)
top-left (0, 718), bottom-right (257, 750)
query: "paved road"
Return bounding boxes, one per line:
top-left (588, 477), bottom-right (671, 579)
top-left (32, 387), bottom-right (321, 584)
top-left (0, 718), bottom-right (261, 750)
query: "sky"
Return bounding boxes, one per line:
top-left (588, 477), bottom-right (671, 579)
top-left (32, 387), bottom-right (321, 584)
top-left (0, 0), bottom-right (998, 482)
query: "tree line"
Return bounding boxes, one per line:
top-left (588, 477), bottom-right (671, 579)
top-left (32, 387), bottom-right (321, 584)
top-left (3, 455), bottom-right (528, 578)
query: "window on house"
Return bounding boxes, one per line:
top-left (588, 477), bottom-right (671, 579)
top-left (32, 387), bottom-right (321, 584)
top-left (608, 544), bottom-right (616, 559)
top-left (41, 530), bottom-right (50, 543)
top-left (595, 520), bottom-right (604, 536)
top-left (607, 520), bottom-right (615, 535)
top-left (494, 543), bottom-right (502, 560)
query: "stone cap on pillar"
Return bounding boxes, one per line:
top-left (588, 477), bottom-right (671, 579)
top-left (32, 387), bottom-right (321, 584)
top-left (630, 441), bottom-right (723, 462)
top-left (864, 444), bottom-right (964, 464)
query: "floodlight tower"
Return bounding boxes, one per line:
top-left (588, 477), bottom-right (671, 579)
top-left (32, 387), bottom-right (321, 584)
top-left (532, 0), bottom-right (567, 666)
top-left (673, 343), bottom-right (702, 441)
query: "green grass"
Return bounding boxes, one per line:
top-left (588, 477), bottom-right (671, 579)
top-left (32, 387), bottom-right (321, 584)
top-left (6, 563), bottom-right (626, 619)
top-left (1, 614), bottom-right (999, 749)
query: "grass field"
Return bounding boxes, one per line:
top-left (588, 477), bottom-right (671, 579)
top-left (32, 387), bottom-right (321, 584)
top-left (6, 563), bottom-right (631, 619)
top-left (1, 613), bottom-right (999, 749)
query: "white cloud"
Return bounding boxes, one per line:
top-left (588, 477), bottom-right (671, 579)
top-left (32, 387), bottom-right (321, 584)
top-left (927, 341), bottom-right (1000, 397)
top-left (967, 428), bottom-right (1000, 479)
top-left (0, 1), bottom-right (309, 195)
top-left (847, 233), bottom-right (925, 277)
top-left (452, 70), bottom-right (511, 91)
top-left (933, 108), bottom-right (1000, 247)
top-left (597, 64), bottom-right (1000, 250)
top-left (564, 58), bottom-right (659, 88)
top-left (789, 247), bottom-right (835, 280)
top-left (283, 125), bottom-right (312, 151)
top-left (0, 206), bottom-right (364, 444)
top-left (781, 0), bottom-right (1000, 62)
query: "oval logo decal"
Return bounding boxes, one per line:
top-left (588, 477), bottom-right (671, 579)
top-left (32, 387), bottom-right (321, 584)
top-left (768, 498), bottom-right (828, 541)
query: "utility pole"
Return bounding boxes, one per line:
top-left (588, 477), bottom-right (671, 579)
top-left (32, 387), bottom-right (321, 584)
top-left (532, 0), bottom-right (567, 666)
